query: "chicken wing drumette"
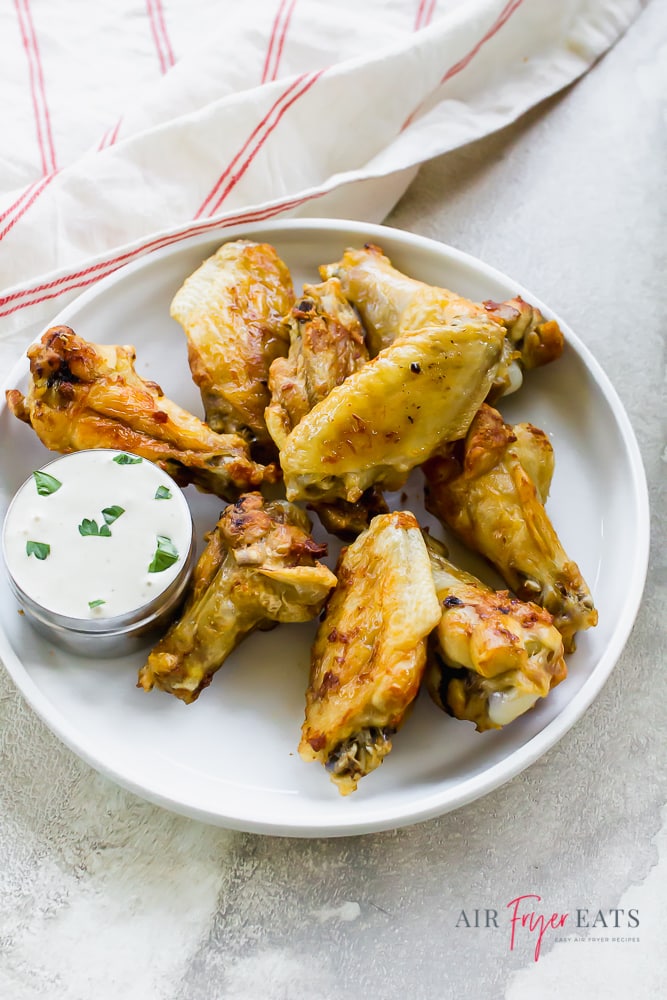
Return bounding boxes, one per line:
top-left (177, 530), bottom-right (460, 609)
top-left (424, 535), bottom-right (567, 732)
top-left (138, 493), bottom-right (337, 703)
top-left (6, 327), bottom-right (274, 499)
top-left (423, 404), bottom-right (597, 651)
top-left (299, 511), bottom-right (441, 794)
top-left (170, 240), bottom-right (294, 457)
top-left (265, 277), bottom-right (387, 538)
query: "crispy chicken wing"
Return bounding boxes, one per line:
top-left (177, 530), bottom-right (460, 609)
top-left (170, 240), bottom-right (294, 455)
top-left (299, 511), bottom-right (441, 794)
top-left (278, 310), bottom-right (505, 504)
top-left (484, 297), bottom-right (564, 400)
top-left (423, 404), bottom-right (597, 651)
top-left (138, 493), bottom-right (337, 703)
top-left (266, 277), bottom-right (387, 537)
top-left (6, 326), bottom-right (274, 499)
top-left (424, 535), bottom-right (567, 732)
top-left (321, 242), bottom-right (501, 356)
top-left (321, 244), bottom-right (563, 394)
top-left (265, 277), bottom-right (369, 448)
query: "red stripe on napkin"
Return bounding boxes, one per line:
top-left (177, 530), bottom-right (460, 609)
top-left (0, 190), bottom-right (326, 321)
top-left (441, 0), bottom-right (524, 83)
top-left (262, 0), bottom-right (298, 84)
top-left (403, 0), bottom-right (524, 128)
top-left (0, 172), bottom-right (58, 242)
top-left (146, 0), bottom-right (176, 74)
top-left (14, 0), bottom-right (57, 175)
top-left (98, 118), bottom-right (123, 151)
top-left (195, 69), bottom-right (323, 219)
top-left (414, 0), bottom-right (436, 31)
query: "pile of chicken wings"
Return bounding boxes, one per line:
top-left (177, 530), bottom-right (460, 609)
top-left (7, 239), bottom-right (597, 794)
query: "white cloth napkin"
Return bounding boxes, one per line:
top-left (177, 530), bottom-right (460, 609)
top-left (0, 0), bottom-right (641, 345)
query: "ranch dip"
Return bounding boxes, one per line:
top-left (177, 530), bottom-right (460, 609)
top-left (3, 450), bottom-right (193, 622)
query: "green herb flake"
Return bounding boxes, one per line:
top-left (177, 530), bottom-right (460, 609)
top-left (154, 485), bottom-right (172, 500)
top-left (88, 599), bottom-right (106, 609)
top-left (99, 524), bottom-right (112, 537)
top-left (113, 453), bottom-right (142, 465)
top-left (32, 470), bottom-right (62, 496)
top-left (148, 535), bottom-right (179, 574)
top-left (102, 505), bottom-right (125, 525)
top-left (78, 518), bottom-right (101, 537)
top-left (26, 540), bottom-right (50, 560)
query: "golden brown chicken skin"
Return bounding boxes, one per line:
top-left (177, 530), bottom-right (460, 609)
top-left (170, 240), bottom-right (294, 455)
top-left (484, 297), bottom-right (564, 400)
top-left (322, 244), bottom-right (563, 394)
top-left (299, 511), bottom-right (441, 794)
top-left (6, 327), bottom-right (274, 499)
top-left (266, 277), bottom-right (387, 538)
top-left (423, 404), bottom-right (598, 652)
top-left (265, 277), bottom-right (369, 448)
top-left (321, 242), bottom-right (503, 357)
top-left (424, 535), bottom-right (567, 732)
top-left (278, 310), bottom-right (505, 504)
top-left (138, 493), bottom-right (337, 703)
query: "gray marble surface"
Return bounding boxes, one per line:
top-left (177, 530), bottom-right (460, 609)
top-left (1, 2), bottom-right (665, 997)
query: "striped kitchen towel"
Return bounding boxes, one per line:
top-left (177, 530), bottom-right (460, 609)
top-left (0, 0), bottom-right (643, 340)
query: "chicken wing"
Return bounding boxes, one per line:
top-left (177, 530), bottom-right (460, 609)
top-left (423, 404), bottom-right (597, 651)
top-left (170, 240), bottom-right (294, 455)
top-left (265, 277), bottom-right (369, 448)
top-left (320, 242), bottom-right (501, 356)
top-left (266, 277), bottom-right (387, 537)
top-left (278, 313), bottom-right (505, 504)
top-left (321, 244), bottom-right (563, 393)
top-left (484, 297), bottom-right (564, 400)
top-left (138, 493), bottom-right (337, 703)
top-left (6, 326), bottom-right (274, 499)
top-left (424, 535), bottom-right (566, 732)
top-left (299, 511), bottom-right (441, 795)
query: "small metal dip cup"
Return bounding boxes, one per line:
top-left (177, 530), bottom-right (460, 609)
top-left (2, 453), bottom-right (197, 658)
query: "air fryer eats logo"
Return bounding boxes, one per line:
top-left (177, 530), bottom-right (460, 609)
top-left (455, 895), bottom-right (640, 961)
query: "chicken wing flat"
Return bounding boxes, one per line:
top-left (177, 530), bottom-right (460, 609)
top-left (321, 244), bottom-right (563, 393)
top-left (423, 404), bottom-right (597, 651)
top-left (279, 314), bottom-right (505, 504)
top-left (138, 493), bottom-right (337, 703)
top-left (266, 276), bottom-right (387, 537)
top-left (424, 535), bottom-right (566, 732)
top-left (170, 240), bottom-right (294, 454)
top-left (6, 326), bottom-right (274, 499)
top-left (299, 511), bottom-right (441, 795)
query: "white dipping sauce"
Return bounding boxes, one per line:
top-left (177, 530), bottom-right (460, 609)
top-left (3, 450), bottom-right (193, 621)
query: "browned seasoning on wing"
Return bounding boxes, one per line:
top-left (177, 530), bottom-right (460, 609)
top-left (6, 326), bottom-right (275, 499)
top-left (170, 240), bottom-right (294, 458)
top-left (423, 404), bottom-right (597, 652)
top-left (138, 492), bottom-right (337, 703)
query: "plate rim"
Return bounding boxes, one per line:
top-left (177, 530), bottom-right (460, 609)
top-left (0, 218), bottom-right (651, 837)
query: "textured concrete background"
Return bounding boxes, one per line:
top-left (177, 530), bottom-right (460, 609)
top-left (1, 2), bottom-right (665, 997)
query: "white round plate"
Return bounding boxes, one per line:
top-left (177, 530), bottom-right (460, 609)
top-left (0, 219), bottom-right (649, 837)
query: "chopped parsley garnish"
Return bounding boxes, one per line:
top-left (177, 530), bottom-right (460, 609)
top-left (102, 505), bottom-right (125, 525)
top-left (79, 506), bottom-right (123, 536)
top-left (88, 599), bottom-right (106, 609)
top-left (154, 485), bottom-right (172, 500)
top-left (78, 518), bottom-right (111, 537)
top-left (32, 471), bottom-right (62, 496)
top-left (26, 540), bottom-right (50, 560)
top-left (113, 453), bottom-right (142, 465)
top-left (148, 535), bottom-right (179, 573)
